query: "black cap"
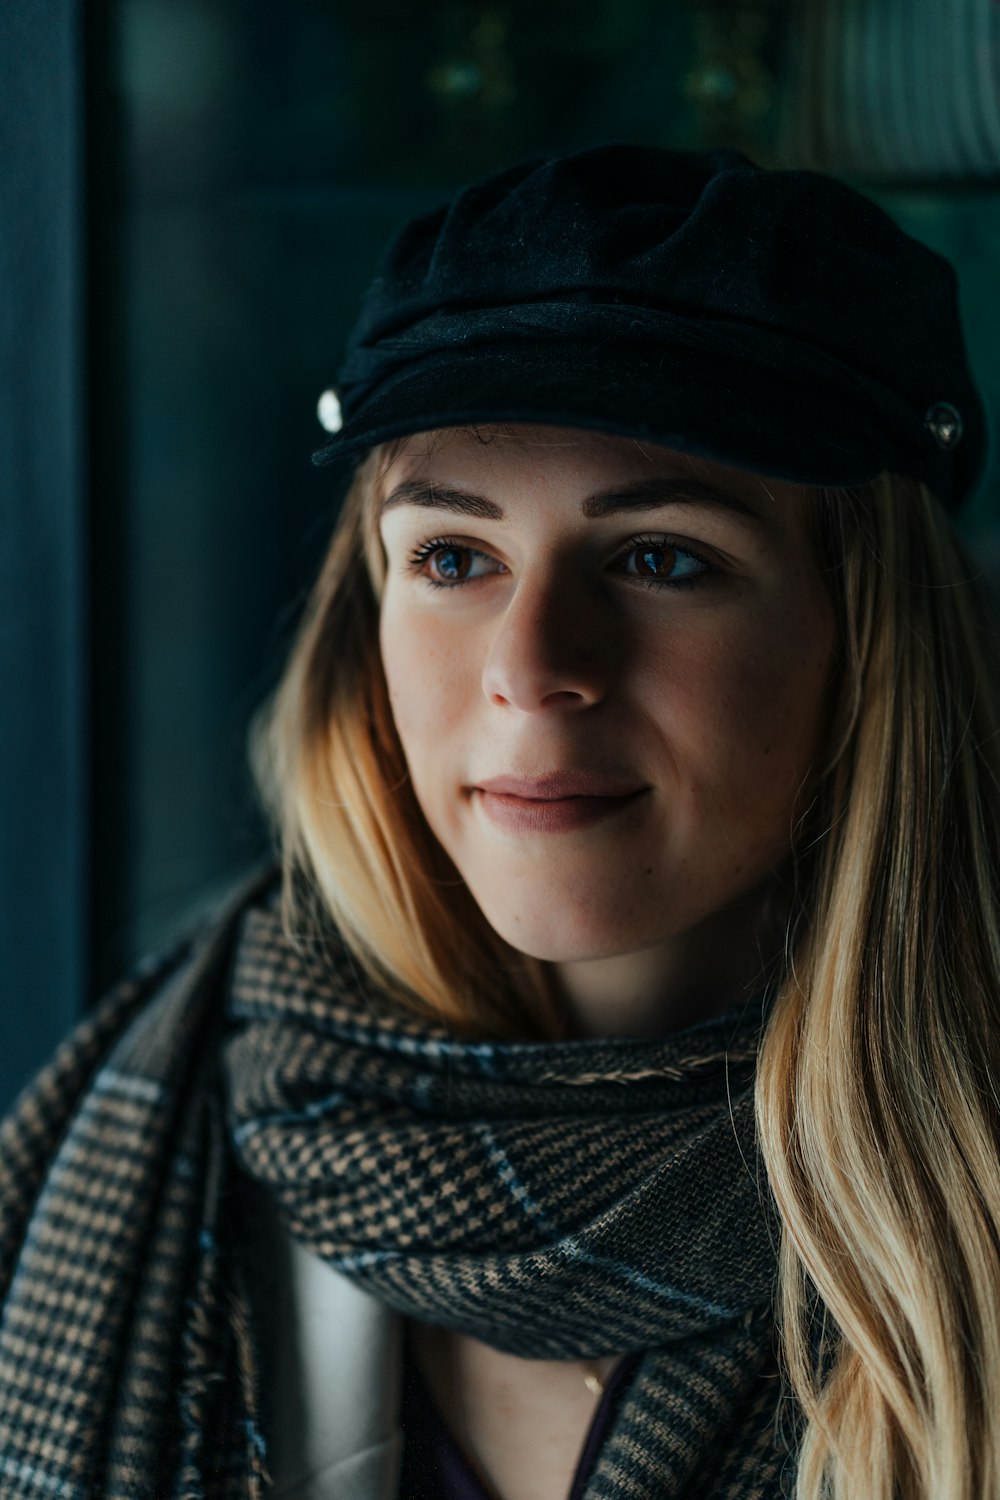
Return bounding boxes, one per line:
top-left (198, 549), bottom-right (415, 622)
top-left (313, 143), bottom-right (988, 513)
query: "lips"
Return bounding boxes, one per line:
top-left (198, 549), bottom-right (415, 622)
top-left (473, 771), bottom-right (647, 800)
top-left (470, 772), bottom-right (651, 835)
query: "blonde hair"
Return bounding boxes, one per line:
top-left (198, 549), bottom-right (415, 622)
top-left (249, 445), bottom-right (1000, 1498)
top-left (757, 474), bottom-right (1000, 1499)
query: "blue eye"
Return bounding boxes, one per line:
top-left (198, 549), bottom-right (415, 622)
top-left (405, 535), bottom-right (713, 591)
top-left (430, 546), bottom-right (466, 581)
top-left (618, 538), bottom-right (711, 589)
top-left (407, 540), bottom-right (502, 588)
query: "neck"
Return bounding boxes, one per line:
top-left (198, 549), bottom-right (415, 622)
top-left (550, 892), bottom-right (785, 1040)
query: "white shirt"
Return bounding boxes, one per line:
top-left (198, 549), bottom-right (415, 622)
top-left (244, 1178), bottom-right (405, 1500)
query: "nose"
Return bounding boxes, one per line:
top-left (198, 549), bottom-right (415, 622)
top-left (480, 568), bottom-right (610, 711)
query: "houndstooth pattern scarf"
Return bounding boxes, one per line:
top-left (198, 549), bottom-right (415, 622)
top-left (0, 862), bottom-right (796, 1499)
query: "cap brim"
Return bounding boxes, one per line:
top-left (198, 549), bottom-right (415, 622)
top-left (312, 339), bottom-right (898, 490)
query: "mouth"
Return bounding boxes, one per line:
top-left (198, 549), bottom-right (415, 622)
top-left (473, 771), bottom-right (648, 800)
top-left (470, 775), bottom-right (651, 834)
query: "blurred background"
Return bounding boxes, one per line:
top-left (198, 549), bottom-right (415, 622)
top-left (2, 0), bottom-right (999, 1111)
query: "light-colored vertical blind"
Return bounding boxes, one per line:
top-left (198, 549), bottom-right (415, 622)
top-left (785, 0), bottom-right (1000, 179)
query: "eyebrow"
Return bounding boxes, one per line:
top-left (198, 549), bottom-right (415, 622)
top-left (379, 475), bottom-right (768, 526)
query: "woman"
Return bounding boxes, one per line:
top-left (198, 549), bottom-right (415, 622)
top-left (0, 144), bottom-right (996, 1500)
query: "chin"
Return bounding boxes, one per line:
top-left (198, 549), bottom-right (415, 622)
top-left (473, 900), bottom-right (661, 964)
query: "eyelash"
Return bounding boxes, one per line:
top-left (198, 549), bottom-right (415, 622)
top-left (404, 534), bottom-right (717, 592)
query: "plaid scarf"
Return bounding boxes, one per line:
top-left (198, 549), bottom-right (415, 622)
top-left (0, 862), bottom-right (795, 1499)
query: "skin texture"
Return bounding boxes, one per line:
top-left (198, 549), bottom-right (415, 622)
top-left (376, 424), bottom-right (840, 1499)
top-left (377, 423), bottom-right (838, 1040)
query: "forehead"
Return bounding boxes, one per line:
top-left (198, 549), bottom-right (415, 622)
top-left (375, 423), bottom-right (814, 532)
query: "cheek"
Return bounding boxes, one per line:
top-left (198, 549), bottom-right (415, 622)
top-left (379, 597), bottom-right (476, 764)
top-left (729, 657), bottom-right (826, 814)
top-left (638, 594), bottom-right (834, 820)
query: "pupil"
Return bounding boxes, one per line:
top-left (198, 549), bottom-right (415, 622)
top-left (439, 548), bottom-right (465, 579)
top-left (641, 547), bottom-right (670, 575)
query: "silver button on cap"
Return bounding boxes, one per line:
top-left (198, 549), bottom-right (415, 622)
top-left (317, 389), bottom-right (344, 433)
top-left (923, 401), bottom-right (963, 450)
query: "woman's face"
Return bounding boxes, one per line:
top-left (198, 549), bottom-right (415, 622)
top-left (376, 425), bottom-right (837, 965)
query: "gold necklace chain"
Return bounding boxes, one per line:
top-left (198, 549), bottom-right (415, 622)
top-left (581, 1355), bottom-right (618, 1395)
